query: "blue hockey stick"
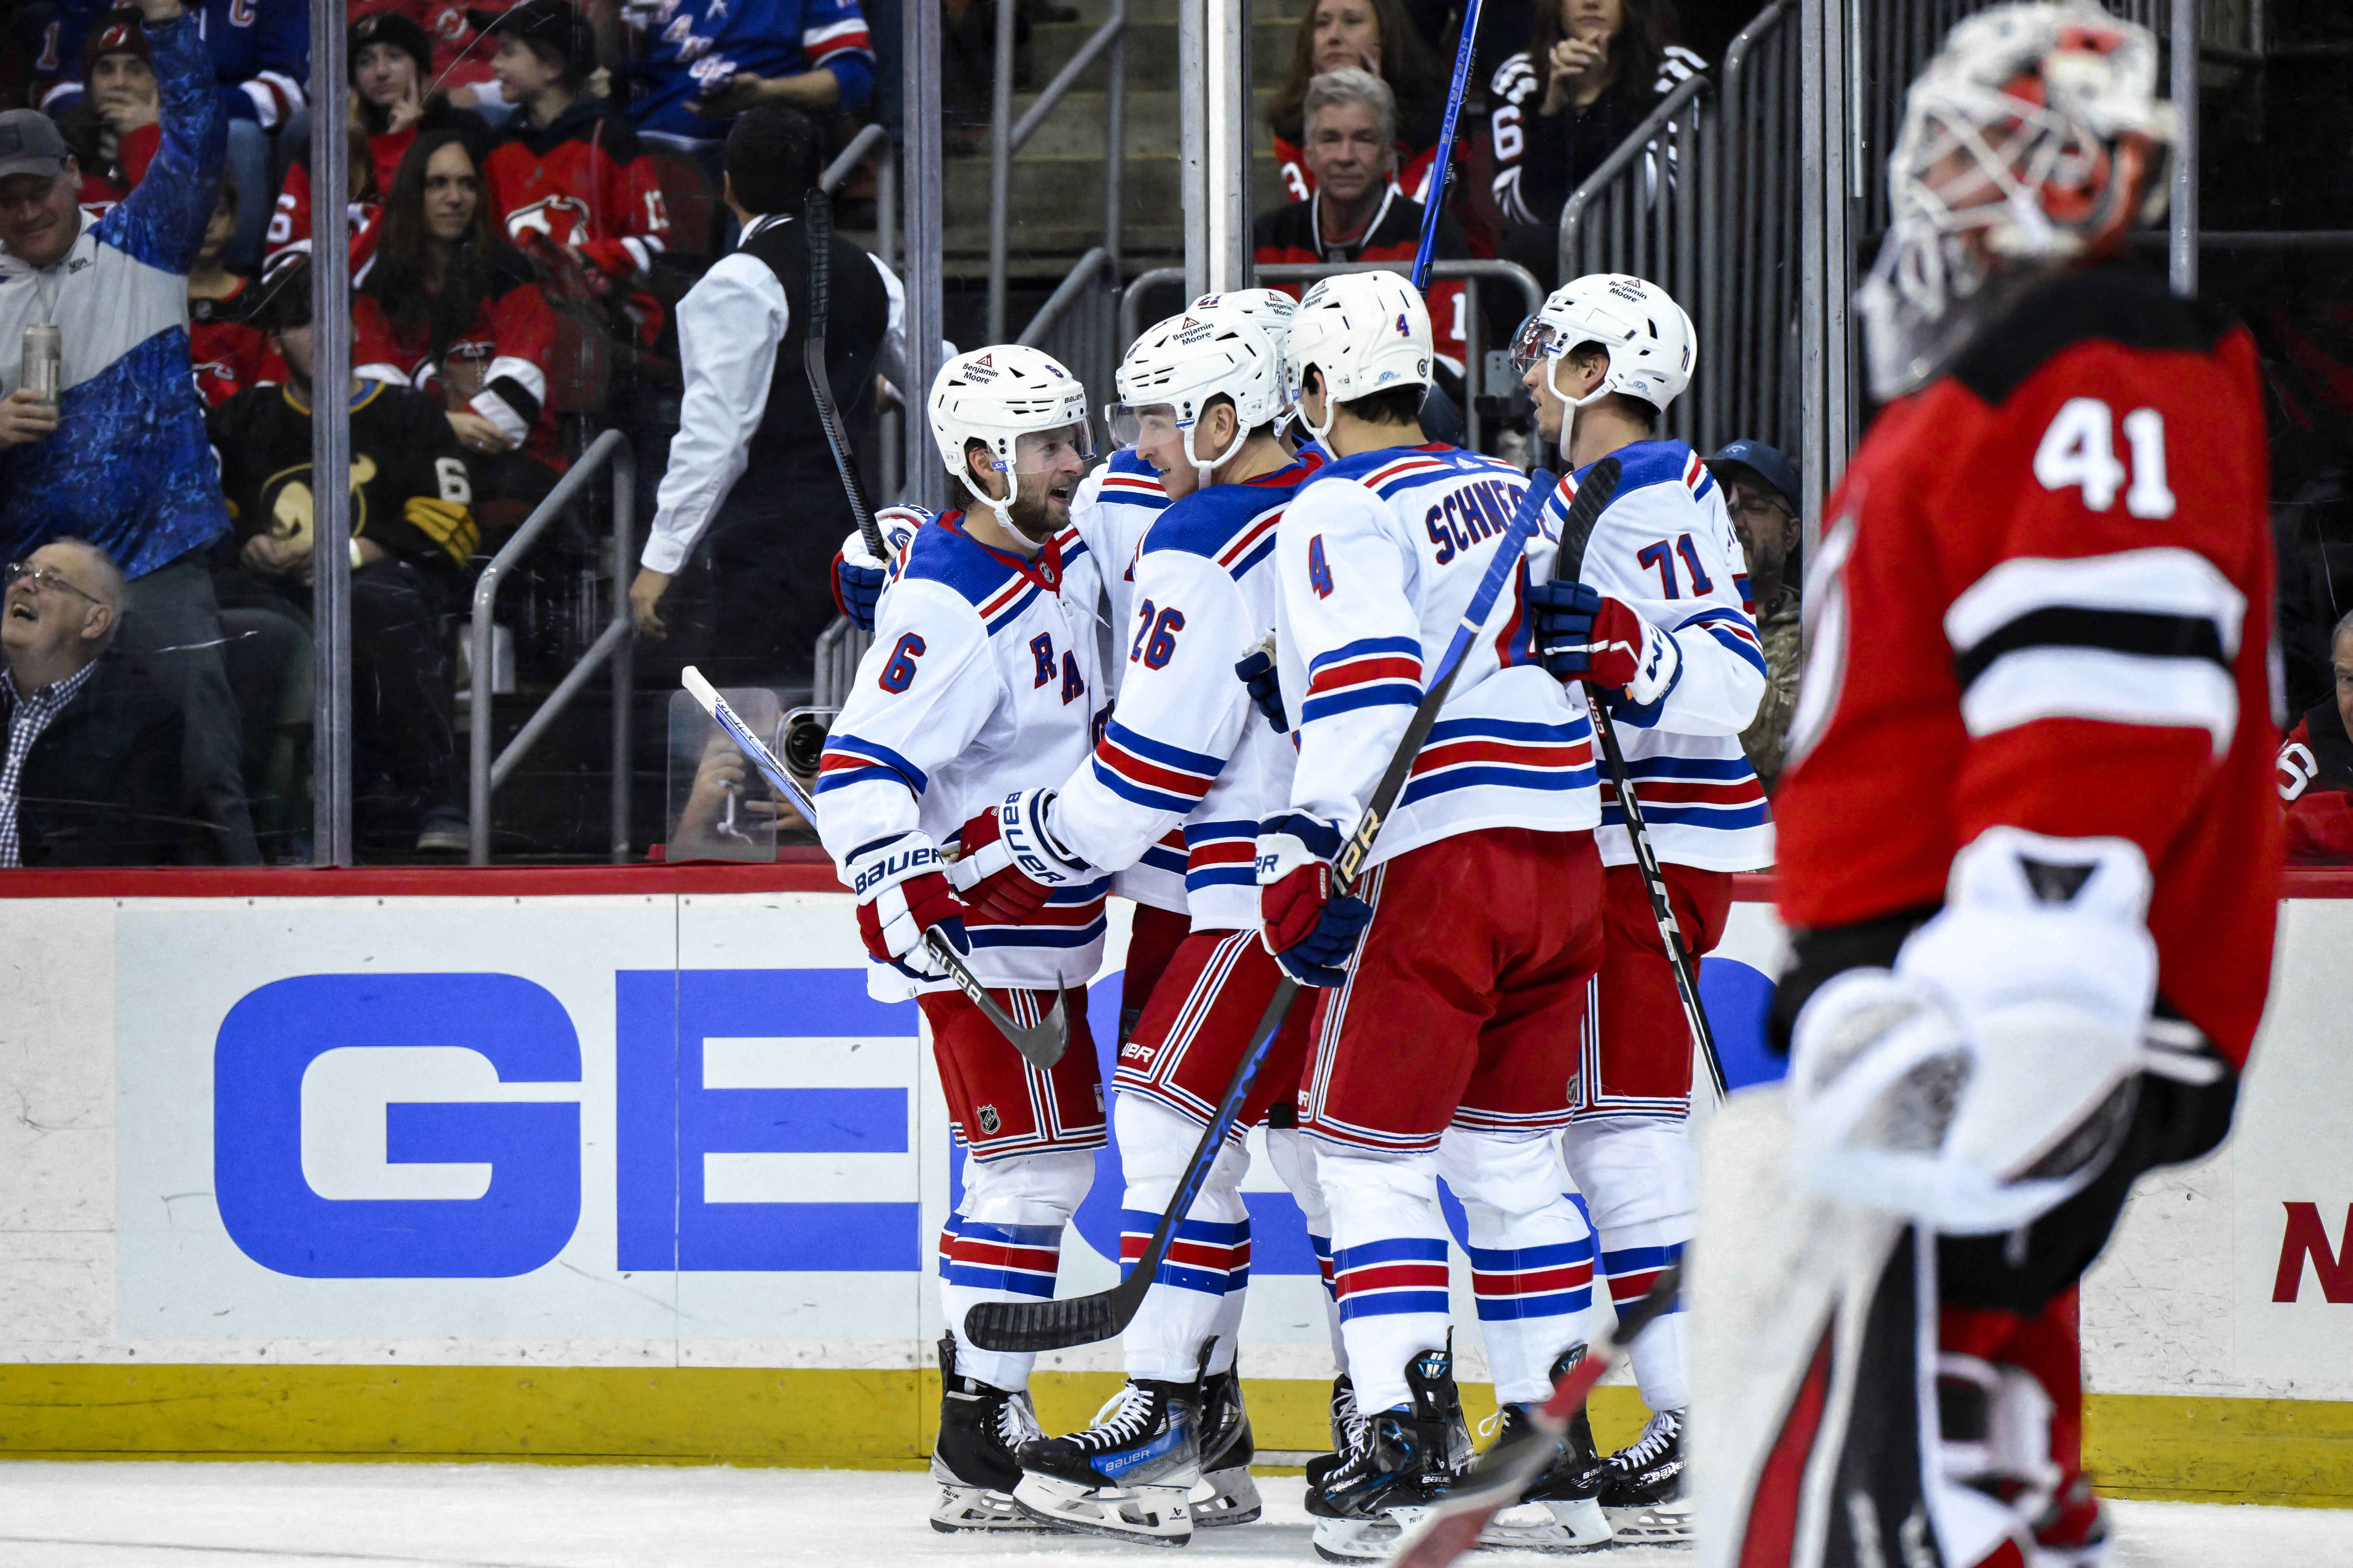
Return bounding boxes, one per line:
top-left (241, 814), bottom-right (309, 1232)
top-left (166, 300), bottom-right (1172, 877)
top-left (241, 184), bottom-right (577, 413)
top-left (964, 463), bottom-right (1585, 1354)
top-left (1410, 0), bottom-right (1486, 290)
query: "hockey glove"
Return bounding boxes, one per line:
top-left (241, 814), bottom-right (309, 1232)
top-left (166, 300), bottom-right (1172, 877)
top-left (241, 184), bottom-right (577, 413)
top-left (828, 513), bottom-right (921, 632)
top-left (1234, 645), bottom-right (1288, 734)
top-left (846, 831), bottom-right (971, 983)
top-left (1528, 581), bottom-right (1681, 703)
top-left (951, 788), bottom-right (1093, 925)
top-left (1256, 812), bottom-right (1374, 987)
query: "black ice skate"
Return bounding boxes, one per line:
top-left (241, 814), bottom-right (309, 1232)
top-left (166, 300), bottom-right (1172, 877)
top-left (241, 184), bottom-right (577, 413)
top-left (929, 1333), bottom-right (1057, 1533)
top-left (1306, 1344), bottom-right (1469, 1562)
top-left (1010, 1379), bottom-right (1201, 1545)
top-left (1578, 1405), bottom-right (1690, 1543)
top-left (1472, 1347), bottom-right (1614, 1553)
top-left (1188, 1363), bottom-right (1263, 1527)
top-left (1303, 1372), bottom-right (1363, 1495)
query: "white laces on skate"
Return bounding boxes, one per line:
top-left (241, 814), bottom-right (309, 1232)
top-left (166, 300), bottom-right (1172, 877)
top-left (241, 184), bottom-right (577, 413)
top-left (1070, 1383), bottom-right (1161, 1453)
top-left (994, 1390), bottom-right (1045, 1451)
top-left (1615, 1408), bottom-right (1681, 1470)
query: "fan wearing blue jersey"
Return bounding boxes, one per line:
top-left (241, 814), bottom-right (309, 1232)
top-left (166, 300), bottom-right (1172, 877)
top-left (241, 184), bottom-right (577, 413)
top-left (811, 344), bottom-right (1111, 1536)
top-left (626, 0), bottom-right (875, 142)
top-left (1513, 273), bottom-right (1771, 1543)
top-left (1263, 270), bottom-right (1616, 1560)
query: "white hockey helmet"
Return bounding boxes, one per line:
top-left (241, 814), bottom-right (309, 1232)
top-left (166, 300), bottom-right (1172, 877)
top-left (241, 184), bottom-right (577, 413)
top-left (1859, 3), bottom-right (2174, 398)
top-left (1108, 307), bottom-right (1287, 486)
top-left (1190, 287), bottom-right (1298, 355)
top-left (1285, 270), bottom-right (1432, 441)
top-left (928, 344), bottom-right (1095, 526)
top-left (1513, 273), bottom-right (1696, 429)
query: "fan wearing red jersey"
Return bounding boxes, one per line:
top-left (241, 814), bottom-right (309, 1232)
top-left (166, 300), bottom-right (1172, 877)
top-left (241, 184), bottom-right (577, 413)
top-left (2276, 610), bottom-right (2353, 861)
top-left (1693, 10), bottom-right (2278, 1568)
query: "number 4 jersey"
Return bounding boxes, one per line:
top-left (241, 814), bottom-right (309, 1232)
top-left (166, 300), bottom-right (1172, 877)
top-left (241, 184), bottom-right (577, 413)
top-left (1772, 266), bottom-right (2280, 1068)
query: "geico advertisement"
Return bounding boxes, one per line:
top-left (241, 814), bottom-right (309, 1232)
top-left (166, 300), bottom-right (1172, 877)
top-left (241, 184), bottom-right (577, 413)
top-left (111, 893), bottom-right (1780, 1347)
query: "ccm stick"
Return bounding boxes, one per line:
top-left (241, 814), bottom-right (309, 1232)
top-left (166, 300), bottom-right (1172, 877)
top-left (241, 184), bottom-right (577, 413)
top-left (680, 665), bottom-right (1070, 1069)
top-left (802, 187), bottom-right (889, 561)
top-left (963, 462), bottom-right (1604, 1355)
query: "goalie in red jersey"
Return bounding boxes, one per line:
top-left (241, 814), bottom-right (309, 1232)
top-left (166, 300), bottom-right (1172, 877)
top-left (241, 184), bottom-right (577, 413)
top-left (1693, 7), bottom-right (2279, 1568)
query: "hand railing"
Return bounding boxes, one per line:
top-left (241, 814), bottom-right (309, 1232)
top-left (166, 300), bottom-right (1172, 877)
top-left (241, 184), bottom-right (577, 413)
top-left (990, 0), bottom-right (1127, 340)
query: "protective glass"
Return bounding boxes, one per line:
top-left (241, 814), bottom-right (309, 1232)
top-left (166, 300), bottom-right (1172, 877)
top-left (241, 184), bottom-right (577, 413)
top-left (1007, 419), bottom-right (1096, 475)
top-left (1103, 402), bottom-right (1185, 451)
top-left (1508, 315), bottom-right (1566, 378)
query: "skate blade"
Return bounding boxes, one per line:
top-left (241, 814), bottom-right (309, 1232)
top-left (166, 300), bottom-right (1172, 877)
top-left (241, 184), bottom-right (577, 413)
top-left (1187, 1464), bottom-right (1263, 1528)
top-left (1010, 1472), bottom-right (1195, 1546)
top-left (1602, 1501), bottom-right (1695, 1544)
top-left (1311, 1505), bottom-right (1429, 1563)
top-left (1478, 1497), bottom-right (1614, 1553)
top-left (929, 1483), bottom-right (1063, 1533)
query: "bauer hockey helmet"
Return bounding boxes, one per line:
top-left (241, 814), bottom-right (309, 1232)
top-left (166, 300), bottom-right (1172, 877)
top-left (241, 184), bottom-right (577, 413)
top-left (1858, 2), bottom-right (2176, 399)
top-left (1513, 273), bottom-right (1697, 432)
top-left (1286, 270), bottom-right (1432, 442)
top-left (928, 345), bottom-right (1095, 529)
top-left (1191, 288), bottom-right (1298, 356)
top-left (1107, 307), bottom-right (1287, 489)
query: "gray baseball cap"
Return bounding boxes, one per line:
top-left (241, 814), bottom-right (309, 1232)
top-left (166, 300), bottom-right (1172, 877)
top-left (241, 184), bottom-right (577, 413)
top-left (0, 110), bottom-right (69, 182)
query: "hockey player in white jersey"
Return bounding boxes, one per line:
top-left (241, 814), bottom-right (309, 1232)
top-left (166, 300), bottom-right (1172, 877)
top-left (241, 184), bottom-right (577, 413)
top-left (811, 344), bottom-right (1113, 1536)
top-left (1262, 270), bottom-right (1617, 1559)
top-left (1512, 274), bottom-right (1773, 1541)
top-left (950, 305), bottom-right (1318, 1546)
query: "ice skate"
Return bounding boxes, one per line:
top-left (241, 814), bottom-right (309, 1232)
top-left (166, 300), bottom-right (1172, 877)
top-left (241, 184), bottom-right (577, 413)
top-left (929, 1334), bottom-right (1057, 1534)
top-left (1303, 1373), bottom-right (1363, 1494)
top-left (1187, 1365), bottom-right (1262, 1527)
top-left (1474, 1349), bottom-right (1614, 1553)
top-left (1305, 1346), bottom-right (1468, 1562)
top-left (1010, 1379), bottom-right (1200, 1545)
top-left (1579, 1406), bottom-right (1690, 1543)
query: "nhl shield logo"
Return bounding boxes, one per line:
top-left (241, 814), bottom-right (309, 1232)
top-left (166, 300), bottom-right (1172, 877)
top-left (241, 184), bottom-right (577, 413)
top-left (976, 1105), bottom-right (1002, 1135)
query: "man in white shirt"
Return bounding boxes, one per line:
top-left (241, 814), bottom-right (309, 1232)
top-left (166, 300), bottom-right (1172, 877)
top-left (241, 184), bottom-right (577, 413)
top-left (627, 104), bottom-right (907, 688)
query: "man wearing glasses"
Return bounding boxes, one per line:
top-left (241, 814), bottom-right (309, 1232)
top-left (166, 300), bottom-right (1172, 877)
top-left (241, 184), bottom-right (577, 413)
top-left (2, 542), bottom-right (199, 865)
top-left (1704, 440), bottom-right (1802, 790)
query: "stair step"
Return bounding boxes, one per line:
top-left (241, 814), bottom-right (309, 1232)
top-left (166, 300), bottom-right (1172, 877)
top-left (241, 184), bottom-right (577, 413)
top-left (1022, 14), bottom-right (1296, 84)
top-left (951, 88), bottom-right (1279, 161)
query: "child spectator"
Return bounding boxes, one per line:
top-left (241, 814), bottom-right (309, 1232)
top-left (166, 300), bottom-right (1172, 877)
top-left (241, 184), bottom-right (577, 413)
top-left (1488, 0), bottom-right (1703, 289)
top-left (58, 9), bottom-right (161, 213)
top-left (188, 178), bottom-right (283, 407)
top-left (349, 0), bottom-right (518, 112)
top-left (1267, 0), bottom-right (1448, 208)
top-left (474, 0), bottom-right (669, 289)
top-left (357, 127), bottom-right (566, 531)
top-left (211, 257), bottom-right (480, 857)
top-left (622, 0), bottom-right (873, 161)
top-left (2279, 610), bottom-right (2353, 863)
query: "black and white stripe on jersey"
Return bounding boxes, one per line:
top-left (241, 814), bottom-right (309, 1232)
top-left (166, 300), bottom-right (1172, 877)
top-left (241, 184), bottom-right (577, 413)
top-left (1943, 547), bottom-right (2246, 750)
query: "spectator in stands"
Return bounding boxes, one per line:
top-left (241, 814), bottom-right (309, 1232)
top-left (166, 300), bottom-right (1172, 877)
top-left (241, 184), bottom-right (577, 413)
top-left (266, 13), bottom-right (483, 271)
top-left (1254, 69), bottom-right (1471, 393)
top-left (212, 257), bottom-right (481, 857)
top-left (2279, 609), bottom-right (2353, 863)
top-left (622, 0), bottom-right (873, 173)
top-left (351, 0), bottom-right (518, 118)
top-left (630, 105), bottom-right (905, 687)
top-left (58, 9), bottom-right (160, 211)
top-left (357, 127), bottom-right (566, 532)
top-left (1267, 0), bottom-right (1447, 207)
top-left (189, 175), bottom-right (281, 406)
top-left (475, 0), bottom-right (669, 294)
top-left (0, 0), bottom-right (258, 866)
top-left (1488, 0), bottom-right (1703, 289)
top-left (1707, 437), bottom-right (1801, 789)
top-left (2, 540), bottom-right (209, 867)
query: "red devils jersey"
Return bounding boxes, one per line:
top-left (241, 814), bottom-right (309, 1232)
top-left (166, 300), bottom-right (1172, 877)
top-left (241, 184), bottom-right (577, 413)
top-left (1252, 188), bottom-right (1471, 378)
top-left (189, 277), bottom-right (284, 408)
top-left (1773, 267), bottom-right (2279, 1067)
top-left (353, 253), bottom-right (566, 470)
top-left (482, 99), bottom-right (670, 284)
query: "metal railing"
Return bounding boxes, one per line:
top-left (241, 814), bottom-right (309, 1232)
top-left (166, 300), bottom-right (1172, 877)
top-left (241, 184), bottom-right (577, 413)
top-left (468, 429), bottom-right (636, 867)
top-left (820, 122), bottom-right (906, 500)
top-left (990, 0), bottom-right (1129, 340)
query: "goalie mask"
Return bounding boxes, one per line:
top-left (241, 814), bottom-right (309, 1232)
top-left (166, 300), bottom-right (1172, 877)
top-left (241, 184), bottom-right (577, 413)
top-left (928, 345), bottom-right (1096, 533)
top-left (1106, 307), bottom-right (1286, 492)
top-left (1857, 2), bottom-right (2176, 400)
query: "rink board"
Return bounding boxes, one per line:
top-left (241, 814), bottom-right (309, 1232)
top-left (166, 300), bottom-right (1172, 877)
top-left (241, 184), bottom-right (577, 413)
top-left (0, 862), bottom-right (2347, 1504)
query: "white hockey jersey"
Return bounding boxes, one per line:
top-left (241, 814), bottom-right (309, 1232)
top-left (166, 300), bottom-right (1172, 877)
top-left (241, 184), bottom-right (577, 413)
top-left (1274, 443), bottom-right (1600, 867)
top-left (816, 508), bottom-right (1112, 1000)
top-left (1056, 459), bottom-right (1314, 930)
top-left (1067, 448), bottom-right (1188, 912)
top-left (1539, 440), bottom-right (1773, 871)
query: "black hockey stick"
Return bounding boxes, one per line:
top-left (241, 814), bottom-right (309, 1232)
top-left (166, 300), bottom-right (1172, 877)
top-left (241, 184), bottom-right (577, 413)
top-left (1551, 471), bottom-right (1729, 1099)
top-left (681, 666), bottom-right (1070, 1069)
top-left (1391, 1263), bottom-right (1683, 1568)
top-left (803, 187), bottom-right (888, 561)
top-left (964, 465), bottom-right (1579, 1355)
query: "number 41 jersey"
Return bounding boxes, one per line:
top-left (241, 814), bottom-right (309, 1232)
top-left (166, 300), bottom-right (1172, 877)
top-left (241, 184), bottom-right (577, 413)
top-left (1771, 267), bottom-right (2280, 1068)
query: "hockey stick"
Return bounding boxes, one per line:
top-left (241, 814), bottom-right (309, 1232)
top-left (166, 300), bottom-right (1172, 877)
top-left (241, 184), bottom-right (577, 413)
top-left (680, 665), bottom-right (1071, 1070)
top-left (1389, 1262), bottom-right (1684, 1568)
top-left (1550, 474), bottom-right (1730, 1099)
top-left (965, 464), bottom-right (1574, 1355)
top-left (1409, 0), bottom-right (1485, 290)
top-left (803, 188), bottom-right (888, 561)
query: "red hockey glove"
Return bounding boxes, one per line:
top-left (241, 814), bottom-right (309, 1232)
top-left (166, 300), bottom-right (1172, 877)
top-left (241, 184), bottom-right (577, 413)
top-left (952, 788), bottom-right (1092, 925)
top-left (1256, 813), bottom-right (1374, 987)
top-left (846, 832), bottom-right (970, 982)
top-left (1530, 581), bottom-right (1681, 701)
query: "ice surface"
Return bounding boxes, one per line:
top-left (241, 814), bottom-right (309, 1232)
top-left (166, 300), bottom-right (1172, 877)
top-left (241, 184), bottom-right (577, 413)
top-left (0, 1463), bottom-right (2346, 1566)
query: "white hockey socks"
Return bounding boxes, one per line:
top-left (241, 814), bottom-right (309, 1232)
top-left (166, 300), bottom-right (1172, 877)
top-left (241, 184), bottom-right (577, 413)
top-left (1268, 1124), bottom-right (1349, 1373)
top-left (1319, 1144), bottom-right (1450, 1415)
top-left (940, 1145), bottom-right (1095, 1392)
top-left (1563, 1117), bottom-right (1694, 1413)
top-left (1116, 1095), bottom-right (1252, 1383)
top-left (1439, 1126), bottom-right (1597, 1405)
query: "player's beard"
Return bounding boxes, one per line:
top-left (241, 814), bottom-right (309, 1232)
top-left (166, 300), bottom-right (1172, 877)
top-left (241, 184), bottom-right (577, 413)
top-left (1004, 475), bottom-right (1071, 543)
